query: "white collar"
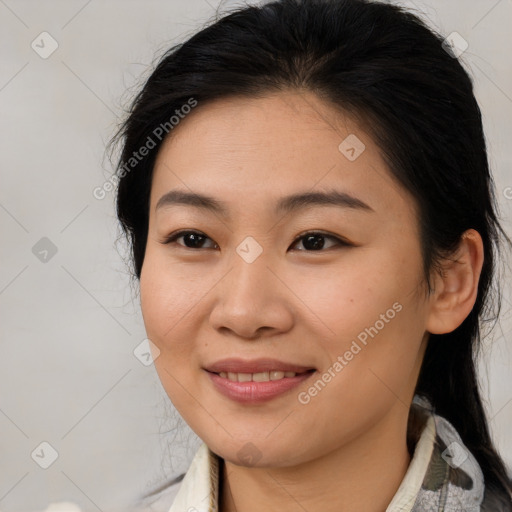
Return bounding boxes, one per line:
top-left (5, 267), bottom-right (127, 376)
top-left (168, 397), bottom-right (484, 512)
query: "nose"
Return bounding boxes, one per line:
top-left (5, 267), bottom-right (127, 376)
top-left (208, 248), bottom-right (294, 340)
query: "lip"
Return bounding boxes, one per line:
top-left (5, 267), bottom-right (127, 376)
top-left (206, 370), bottom-right (316, 404)
top-left (204, 358), bottom-right (316, 374)
top-left (203, 358), bottom-right (317, 404)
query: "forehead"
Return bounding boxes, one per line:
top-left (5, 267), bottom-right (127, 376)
top-left (150, 91), bottom-right (414, 219)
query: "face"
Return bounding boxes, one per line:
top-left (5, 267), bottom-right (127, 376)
top-left (140, 90), bottom-right (431, 468)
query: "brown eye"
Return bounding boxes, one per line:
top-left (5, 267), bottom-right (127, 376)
top-left (289, 231), bottom-right (349, 251)
top-left (162, 230), bottom-right (218, 249)
top-left (161, 229), bottom-right (349, 251)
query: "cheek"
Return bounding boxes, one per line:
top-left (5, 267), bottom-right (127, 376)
top-left (139, 248), bottom-right (208, 345)
top-left (288, 250), bottom-right (414, 337)
top-left (293, 248), bottom-right (425, 382)
top-left (139, 252), bottom-right (204, 412)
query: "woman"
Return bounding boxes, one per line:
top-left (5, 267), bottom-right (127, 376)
top-left (110, 0), bottom-right (512, 510)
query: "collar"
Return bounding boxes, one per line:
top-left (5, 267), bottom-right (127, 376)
top-left (169, 395), bottom-right (485, 512)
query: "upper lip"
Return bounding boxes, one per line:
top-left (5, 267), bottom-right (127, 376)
top-left (204, 358), bottom-right (316, 374)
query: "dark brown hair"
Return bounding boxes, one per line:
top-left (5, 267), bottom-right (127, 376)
top-left (110, 0), bottom-right (512, 503)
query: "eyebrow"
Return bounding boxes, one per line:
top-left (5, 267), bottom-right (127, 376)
top-left (155, 189), bottom-right (374, 217)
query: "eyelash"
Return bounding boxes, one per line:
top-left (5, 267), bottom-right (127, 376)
top-left (161, 229), bottom-right (351, 251)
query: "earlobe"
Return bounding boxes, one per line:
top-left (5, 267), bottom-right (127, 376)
top-left (425, 229), bottom-right (484, 335)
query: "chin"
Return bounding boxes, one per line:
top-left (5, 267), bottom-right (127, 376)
top-left (207, 436), bottom-right (305, 469)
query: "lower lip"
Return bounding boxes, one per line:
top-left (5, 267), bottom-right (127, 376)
top-left (206, 370), bottom-right (315, 404)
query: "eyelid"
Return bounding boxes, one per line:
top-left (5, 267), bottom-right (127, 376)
top-left (161, 229), bottom-right (352, 251)
top-left (161, 229), bottom-right (218, 248)
top-left (290, 230), bottom-right (351, 250)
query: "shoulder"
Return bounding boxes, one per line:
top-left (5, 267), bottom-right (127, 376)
top-left (134, 474), bottom-right (185, 512)
top-left (135, 443), bottom-right (217, 512)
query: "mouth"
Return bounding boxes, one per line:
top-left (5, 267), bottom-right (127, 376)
top-left (209, 369), bottom-right (316, 382)
top-left (204, 358), bottom-right (317, 404)
top-left (204, 357), bottom-right (316, 375)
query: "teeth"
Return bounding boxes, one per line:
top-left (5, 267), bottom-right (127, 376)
top-left (218, 371), bottom-right (299, 382)
top-left (253, 371), bottom-right (269, 382)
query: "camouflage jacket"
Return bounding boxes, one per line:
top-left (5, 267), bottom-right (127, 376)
top-left (138, 395), bottom-right (512, 512)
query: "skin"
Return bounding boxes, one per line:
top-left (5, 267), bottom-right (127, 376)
top-left (139, 90), bottom-right (484, 512)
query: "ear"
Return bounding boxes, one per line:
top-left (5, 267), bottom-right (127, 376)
top-left (425, 229), bottom-right (484, 335)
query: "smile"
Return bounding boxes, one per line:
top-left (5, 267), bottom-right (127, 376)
top-left (206, 369), bottom-right (316, 403)
top-left (218, 370), bottom-right (304, 382)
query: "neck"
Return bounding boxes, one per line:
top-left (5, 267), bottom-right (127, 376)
top-left (219, 402), bottom-right (414, 512)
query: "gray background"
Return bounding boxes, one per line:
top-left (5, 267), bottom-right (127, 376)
top-left (1, 0), bottom-right (511, 510)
